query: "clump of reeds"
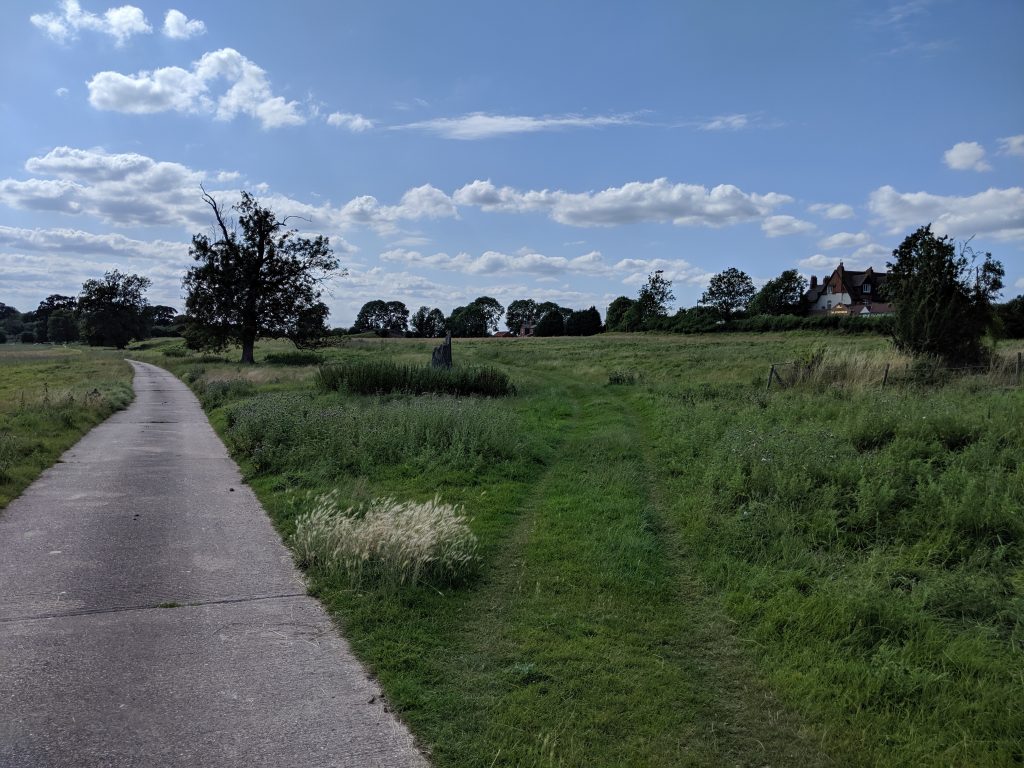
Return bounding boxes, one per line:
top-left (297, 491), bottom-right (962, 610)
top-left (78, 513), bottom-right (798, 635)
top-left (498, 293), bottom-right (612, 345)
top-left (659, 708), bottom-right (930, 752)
top-left (314, 359), bottom-right (515, 397)
top-left (292, 491), bottom-right (480, 588)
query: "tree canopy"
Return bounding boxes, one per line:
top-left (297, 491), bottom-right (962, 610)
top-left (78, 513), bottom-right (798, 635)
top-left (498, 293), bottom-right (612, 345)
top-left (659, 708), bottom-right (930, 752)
top-left (352, 300), bottom-right (410, 335)
top-left (447, 303), bottom-right (489, 337)
top-left (505, 299), bottom-right (538, 333)
top-left (565, 306), bottom-right (602, 336)
top-left (472, 296), bottom-right (505, 335)
top-left (78, 270), bottom-right (151, 348)
top-left (887, 225), bottom-right (1003, 364)
top-left (183, 190), bottom-right (341, 363)
top-left (410, 306), bottom-right (447, 338)
top-left (748, 269), bottom-right (807, 316)
top-left (605, 296), bottom-right (635, 332)
top-left (700, 267), bottom-right (755, 320)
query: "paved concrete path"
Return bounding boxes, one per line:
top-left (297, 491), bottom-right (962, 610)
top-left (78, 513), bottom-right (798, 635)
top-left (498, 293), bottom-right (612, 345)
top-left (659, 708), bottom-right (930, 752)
top-left (0, 361), bottom-right (428, 767)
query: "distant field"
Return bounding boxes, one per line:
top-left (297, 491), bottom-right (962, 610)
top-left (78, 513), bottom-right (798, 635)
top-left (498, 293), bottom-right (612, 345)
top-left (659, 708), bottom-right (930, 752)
top-left (0, 345), bottom-right (133, 508)
top-left (126, 333), bottom-right (1024, 765)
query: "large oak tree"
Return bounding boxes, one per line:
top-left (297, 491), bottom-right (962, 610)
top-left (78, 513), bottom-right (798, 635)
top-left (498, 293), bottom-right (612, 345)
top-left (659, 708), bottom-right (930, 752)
top-left (183, 190), bottom-right (341, 363)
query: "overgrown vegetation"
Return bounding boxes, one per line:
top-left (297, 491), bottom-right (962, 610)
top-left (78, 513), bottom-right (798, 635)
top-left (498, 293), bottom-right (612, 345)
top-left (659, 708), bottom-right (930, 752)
top-left (314, 358), bottom-right (515, 397)
top-left (125, 333), bottom-right (1024, 766)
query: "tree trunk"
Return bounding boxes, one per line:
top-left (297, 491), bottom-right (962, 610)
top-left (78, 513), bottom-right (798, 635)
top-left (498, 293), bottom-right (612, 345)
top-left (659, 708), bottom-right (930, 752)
top-left (240, 336), bottom-right (256, 364)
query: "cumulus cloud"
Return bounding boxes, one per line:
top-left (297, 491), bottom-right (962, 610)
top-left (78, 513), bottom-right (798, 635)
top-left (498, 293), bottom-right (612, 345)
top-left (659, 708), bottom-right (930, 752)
top-left (326, 112), bottom-right (373, 132)
top-left (868, 184), bottom-right (1024, 241)
top-left (337, 185), bottom-right (456, 233)
top-left (808, 202), bottom-right (854, 219)
top-left (818, 231), bottom-right (872, 249)
top-left (395, 112), bottom-right (636, 140)
top-left (943, 141), bottom-right (991, 171)
top-left (453, 178), bottom-right (792, 228)
top-left (162, 9), bottom-right (205, 39)
top-left (30, 0), bottom-right (151, 45)
top-left (998, 134), bottom-right (1024, 157)
top-left (761, 215), bottom-right (816, 237)
top-left (87, 48), bottom-right (305, 129)
top-left (0, 225), bottom-right (186, 261)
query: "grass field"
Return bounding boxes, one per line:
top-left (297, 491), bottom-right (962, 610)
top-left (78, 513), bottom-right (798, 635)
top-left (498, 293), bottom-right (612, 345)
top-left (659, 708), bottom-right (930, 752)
top-left (0, 345), bottom-right (133, 508)
top-left (14, 333), bottom-right (1024, 765)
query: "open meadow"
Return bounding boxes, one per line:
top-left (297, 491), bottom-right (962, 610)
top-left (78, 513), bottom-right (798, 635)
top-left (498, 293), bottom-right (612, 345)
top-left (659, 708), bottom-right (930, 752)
top-left (0, 345), bottom-right (132, 508)
top-left (120, 331), bottom-right (1023, 767)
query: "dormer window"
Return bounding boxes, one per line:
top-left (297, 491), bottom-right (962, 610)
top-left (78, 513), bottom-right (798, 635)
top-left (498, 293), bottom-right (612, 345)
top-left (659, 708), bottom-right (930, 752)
top-left (863, 283), bottom-right (871, 294)
top-left (827, 285), bottom-right (834, 294)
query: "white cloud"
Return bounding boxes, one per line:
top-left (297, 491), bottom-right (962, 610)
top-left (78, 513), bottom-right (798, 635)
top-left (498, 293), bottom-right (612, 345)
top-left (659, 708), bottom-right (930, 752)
top-left (808, 202), bottom-right (855, 219)
top-left (1015, 277), bottom-right (1024, 290)
top-left (453, 178), bottom-right (792, 228)
top-left (998, 134), bottom-right (1024, 157)
top-left (30, 0), bottom-right (151, 45)
top-left (337, 185), bottom-right (456, 234)
top-left (818, 231), bottom-right (872, 249)
top-left (798, 254), bottom-right (835, 270)
top-left (379, 247), bottom-right (609, 277)
top-left (761, 215), bottom-right (815, 237)
top-left (214, 170), bottom-right (240, 183)
top-left (395, 112), bottom-right (636, 140)
top-left (868, 184), bottom-right (1024, 241)
top-left (87, 48), bottom-right (305, 129)
top-left (699, 114), bottom-right (749, 131)
top-left (162, 9), bottom-right (205, 39)
top-left (55, 87), bottom-right (69, 97)
top-left (326, 112), bottom-right (373, 132)
top-left (943, 141), bottom-right (991, 172)
top-left (0, 225), bottom-right (185, 262)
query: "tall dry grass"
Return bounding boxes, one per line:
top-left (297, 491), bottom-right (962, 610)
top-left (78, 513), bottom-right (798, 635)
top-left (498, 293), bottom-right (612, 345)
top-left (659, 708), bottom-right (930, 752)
top-left (292, 491), bottom-right (480, 588)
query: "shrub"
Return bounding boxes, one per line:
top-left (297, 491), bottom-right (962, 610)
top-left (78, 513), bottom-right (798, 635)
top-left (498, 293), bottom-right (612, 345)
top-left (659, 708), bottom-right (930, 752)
top-left (161, 344), bottom-right (190, 358)
top-left (194, 377), bottom-right (256, 408)
top-left (315, 359), bottom-right (515, 397)
top-left (293, 492), bottom-right (480, 588)
top-left (0, 330), bottom-right (6, 344)
top-left (20, 331), bottom-right (35, 344)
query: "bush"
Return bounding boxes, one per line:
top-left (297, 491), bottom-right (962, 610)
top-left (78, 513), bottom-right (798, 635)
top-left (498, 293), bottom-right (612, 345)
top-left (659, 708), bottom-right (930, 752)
top-left (315, 359), bottom-right (515, 397)
top-left (293, 491), bottom-right (480, 588)
top-left (0, 330), bottom-right (6, 344)
top-left (19, 331), bottom-right (35, 344)
top-left (161, 344), bottom-right (190, 358)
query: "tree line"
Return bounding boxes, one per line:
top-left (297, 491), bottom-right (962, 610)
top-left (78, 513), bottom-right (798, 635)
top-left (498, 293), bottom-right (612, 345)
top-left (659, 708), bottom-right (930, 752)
top-left (1, 192), bottom-right (1020, 367)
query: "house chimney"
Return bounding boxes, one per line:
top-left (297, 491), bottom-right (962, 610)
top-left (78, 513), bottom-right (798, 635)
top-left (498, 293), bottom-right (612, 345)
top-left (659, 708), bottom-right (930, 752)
top-left (810, 275), bottom-right (818, 289)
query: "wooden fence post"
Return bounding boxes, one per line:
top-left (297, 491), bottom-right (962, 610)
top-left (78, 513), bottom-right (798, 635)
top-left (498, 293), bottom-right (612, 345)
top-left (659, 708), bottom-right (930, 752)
top-left (882, 363), bottom-right (890, 388)
top-left (766, 364), bottom-right (776, 391)
top-left (1017, 351), bottom-right (1022, 386)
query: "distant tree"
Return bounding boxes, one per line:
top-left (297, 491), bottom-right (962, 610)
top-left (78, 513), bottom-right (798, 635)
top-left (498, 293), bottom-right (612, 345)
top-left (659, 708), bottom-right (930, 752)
top-left (506, 299), bottom-right (538, 333)
top-left (147, 305), bottom-right (179, 326)
top-left (0, 303), bottom-right (24, 337)
top-left (637, 270), bottom-right (675, 323)
top-left (411, 306), bottom-right (446, 338)
top-left (700, 267), bottom-right (755, 321)
top-left (534, 310), bottom-right (566, 337)
top-left (605, 296), bottom-right (635, 332)
top-left (536, 301), bottom-right (572, 322)
top-left (0, 330), bottom-right (6, 344)
top-left (447, 303), bottom-right (489, 337)
top-left (78, 270), bottom-right (152, 348)
top-left (748, 269), bottom-right (807, 316)
top-left (47, 310), bottom-right (79, 343)
top-left (566, 306), bottom-right (603, 336)
top-left (20, 331), bottom-right (35, 344)
top-left (887, 225), bottom-right (1003, 364)
top-left (183, 190), bottom-right (341, 364)
top-left (33, 295), bottom-right (77, 342)
top-left (472, 296), bottom-right (505, 334)
top-left (995, 296), bottom-right (1024, 339)
top-left (351, 300), bottom-right (409, 335)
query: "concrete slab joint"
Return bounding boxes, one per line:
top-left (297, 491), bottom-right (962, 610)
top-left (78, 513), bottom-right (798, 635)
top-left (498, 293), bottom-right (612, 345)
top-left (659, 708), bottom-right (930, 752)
top-left (0, 360), bottom-right (428, 767)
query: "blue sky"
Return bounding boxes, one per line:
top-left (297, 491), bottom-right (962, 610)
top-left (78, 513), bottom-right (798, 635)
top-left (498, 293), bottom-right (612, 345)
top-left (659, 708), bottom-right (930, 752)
top-left (2, 0), bottom-right (1022, 325)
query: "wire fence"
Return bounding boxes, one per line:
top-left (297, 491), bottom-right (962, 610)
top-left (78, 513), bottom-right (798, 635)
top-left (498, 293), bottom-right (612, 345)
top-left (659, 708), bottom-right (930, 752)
top-left (766, 351), bottom-right (1024, 391)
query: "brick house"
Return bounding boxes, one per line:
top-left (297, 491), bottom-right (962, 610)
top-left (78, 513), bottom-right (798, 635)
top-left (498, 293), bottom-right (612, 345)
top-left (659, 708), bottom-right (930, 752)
top-left (804, 261), bottom-right (894, 316)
